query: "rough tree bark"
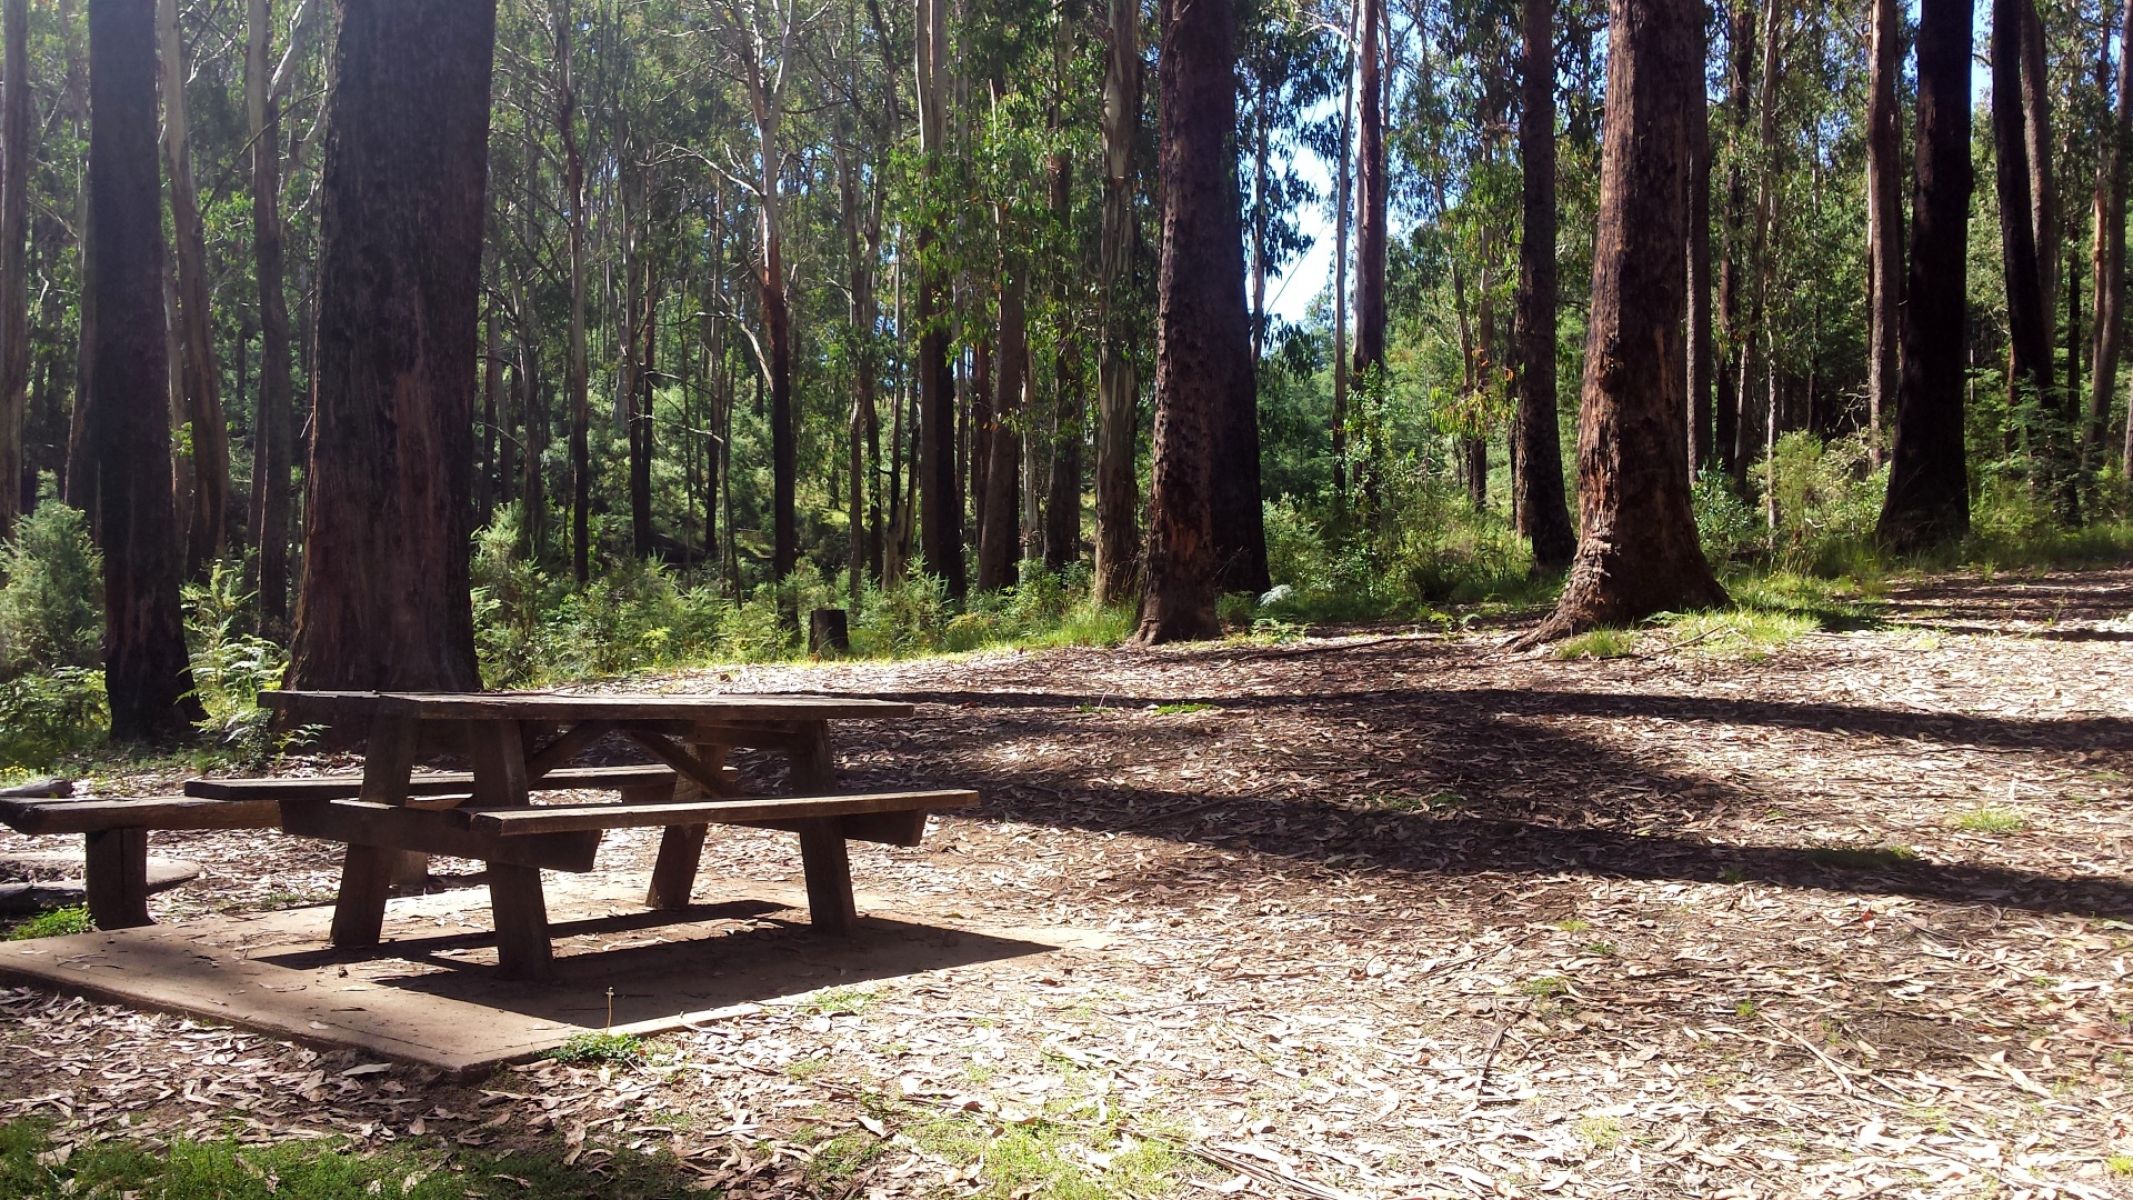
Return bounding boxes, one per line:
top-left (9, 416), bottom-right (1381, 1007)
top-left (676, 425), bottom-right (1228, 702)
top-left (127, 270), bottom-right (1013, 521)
top-left (284, 0), bottom-right (494, 692)
top-left (1878, 0), bottom-right (1974, 549)
top-left (1330, 2), bottom-right (1355, 503)
top-left (2094, 0), bottom-right (2133, 472)
top-left (1520, 0), bottom-right (1727, 643)
top-left (1092, 0), bottom-right (1141, 605)
top-left (915, 0), bottom-right (963, 596)
top-left (156, 0), bottom-right (232, 574)
top-left (1686, 31), bottom-right (1714, 475)
top-left (1044, 142), bottom-right (1082, 573)
top-left (1993, 0), bottom-right (2056, 452)
top-left (979, 222), bottom-right (1027, 591)
top-left (89, 0), bottom-right (203, 740)
top-left (1514, 0), bottom-right (1575, 571)
top-left (558, 0), bottom-right (591, 585)
top-left (0, 0), bottom-right (26, 538)
top-left (1352, 0), bottom-right (1387, 507)
top-left (1138, 0), bottom-right (1253, 641)
top-left (1865, 0), bottom-right (1903, 466)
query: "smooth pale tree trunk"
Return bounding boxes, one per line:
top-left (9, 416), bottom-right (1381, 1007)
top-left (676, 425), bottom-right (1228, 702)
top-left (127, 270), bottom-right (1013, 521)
top-left (2095, 0), bottom-right (2133, 471)
top-left (1734, 0), bottom-right (1782, 488)
top-left (915, 0), bottom-right (962, 596)
top-left (60, 0), bottom-right (95, 517)
top-left (157, 0), bottom-right (231, 574)
top-left (1714, 0), bottom-right (1753, 483)
top-left (1878, 0), bottom-right (1974, 549)
top-left (1092, 0), bottom-right (1141, 605)
top-left (1865, 0), bottom-right (1903, 466)
top-left (285, 0), bottom-right (494, 692)
top-left (246, 0), bottom-right (297, 632)
top-left (1044, 145), bottom-right (1081, 573)
top-left (0, 0), bottom-right (26, 538)
top-left (1330, 6), bottom-right (1355, 503)
top-left (89, 0), bottom-right (202, 740)
top-left (1514, 0), bottom-right (1575, 571)
top-left (1137, 0), bottom-right (1252, 642)
top-left (1521, 0), bottom-right (1726, 643)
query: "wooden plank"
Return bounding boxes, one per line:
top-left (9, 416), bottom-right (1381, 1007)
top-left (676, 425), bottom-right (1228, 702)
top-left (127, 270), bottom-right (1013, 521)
top-left (284, 800), bottom-right (601, 872)
top-left (1, 797), bottom-right (280, 836)
top-left (331, 715), bottom-right (418, 948)
top-left (620, 728), bottom-right (738, 797)
top-left (524, 720), bottom-right (616, 779)
top-left (261, 690), bottom-right (915, 724)
top-left (797, 820), bottom-right (857, 933)
top-left (0, 778), bottom-right (72, 799)
top-left (785, 722), bottom-right (837, 792)
top-left (459, 789), bottom-right (978, 837)
top-left (184, 763), bottom-right (683, 801)
top-left (646, 742), bottom-right (724, 910)
top-left (468, 719), bottom-right (552, 979)
top-left (756, 809), bottom-right (931, 848)
top-left (83, 828), bottom-right (151, 929)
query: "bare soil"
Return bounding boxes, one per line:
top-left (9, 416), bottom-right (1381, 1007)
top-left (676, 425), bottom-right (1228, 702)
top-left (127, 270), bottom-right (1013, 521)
top-left (4, 567), bottom-right (2131, 1198)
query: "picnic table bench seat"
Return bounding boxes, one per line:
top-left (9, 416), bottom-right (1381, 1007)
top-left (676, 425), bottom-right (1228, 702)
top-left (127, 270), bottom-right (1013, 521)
top-left (0, 765), bottom-right (692, 932)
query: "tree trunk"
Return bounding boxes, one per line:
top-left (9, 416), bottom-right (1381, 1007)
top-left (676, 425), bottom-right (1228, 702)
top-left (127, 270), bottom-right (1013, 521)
top-left (1092, 0), bottom-right (1141, 605)
top-left (1044, 146), bottom-right (1081, 573)
top-left (285, 0), bottom-right (494, 692)
top-left (60, 0), bottom-right (94, 518)
top-left (558, 1), bottom-right (591, 585)
top-left (915, 0), bottom-right (963, 596)
top-left (1993, 0), bottom-right (2055, 444)
top-left (1865, 0), bottom-right (1903, 467)
top-left (0, 0), bottom-right (25, 539)
top-left (481, 305), bottom-right (499, 528)
top-left (247, 0), bottom-right (295, 632)
top-left (631, 272), bottom-right (657, 558)
top-left (156, 0), bottom-right (231, 574)
top-left (1734, 0), bottom-right (1782, 488)
top-left (89, 0), bottom-right (203, 740)
top-left (1514, 0), bottom-right (1575, 571)
top-left (1713, 0), bottom-right (1753, 483)
top-left (1353, 0), bottom-right (1387, 411)
top-left (1686, 42), bottom-right (1715, 476)
top-left (1137, 0), bottom-right (1251, 642)
top-left (979, 240), bottom-right (1026, 591)
top-left (2093, 0), bottom-right (2133, 473)
top-left (1878, 0), bottom-right (1974, 549)
top-left (1521, 0), bottom-right (1727, 643)
top-left (1208, 4), bottom-right (1269, 595)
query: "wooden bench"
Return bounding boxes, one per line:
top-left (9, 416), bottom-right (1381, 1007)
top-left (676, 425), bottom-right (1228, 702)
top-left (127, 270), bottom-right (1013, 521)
top-left (279, 788), bottom-right (978, 960)
top-left (0, 766), bottom-right (688, 930)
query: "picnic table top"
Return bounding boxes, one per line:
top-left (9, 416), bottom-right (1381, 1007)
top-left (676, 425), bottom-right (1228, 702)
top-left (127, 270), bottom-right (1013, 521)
top-left (257, 690), bottom-right (916, 724)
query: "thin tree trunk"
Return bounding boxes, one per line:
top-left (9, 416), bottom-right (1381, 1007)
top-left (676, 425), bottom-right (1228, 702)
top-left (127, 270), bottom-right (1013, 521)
top-left (1734, 0), bottom-right (1783, 488)
top-left (1092, 0), bottom-right (1141, 604)
top-left (157, 0), bottom-right (231, 573)
top-left (246, 0), bottom-right (296, 630)
top-left (89, 0), bottom-right (203, 739)
top-left (1686, 40), bottom-right (1715, 475)
top-left (1352, 0), bottom-right (1387, 508)
top-left (0, 0), bottom-right (25, 538)
top-left (1879, 0), bottom-right (1974, 549)
top-left (1994, 0), bottom-right (2056, 445)
top-left (60, 0), bottom-right (94, 517)
top-left (1514, 0), bottom-right (1575, 571)
top-left (1044, 143), bottom-right (1081, 573)
top-left (1865, 0), bottom-right (1903, 466)
top-left (1714, 0), bottom-right (1754, 482)
top-left (979, 216), bottom-right (1026, 591)
top-left (1137, 0), bottom-right (1251, 642)
top-left (285, 0), bottom-right (494, 692)
top-left (1522, 0), bottom-right (1727, 643)
top-left (915, 0), bottom-right (963, 596)
top-left (2098, 0), bottom-right (2133, 471)
top-left (558, 0), bottom-right (591, 584)
top-left (1330, 0), bottom-right (1356, 503)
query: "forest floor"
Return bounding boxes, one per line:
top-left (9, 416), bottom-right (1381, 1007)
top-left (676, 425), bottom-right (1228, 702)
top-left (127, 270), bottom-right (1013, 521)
top-left (3, 566), bottom-right (2133, 1199)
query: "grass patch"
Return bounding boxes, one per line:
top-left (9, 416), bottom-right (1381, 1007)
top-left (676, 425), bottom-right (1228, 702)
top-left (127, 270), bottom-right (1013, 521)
top-left (1575, 1114), bottom-right (1625, 1149)
top-left (2107, 1154), bottom-right (2133, 1177)
top-left (544, 1031), bottom-right (645, 1065)
top-left (0, 1119), bottom-right (700, 1199)
top-left (1519, 975), bottom-right (1571, 998)
top-left (1651, 608), bottom-right (1819, 661)
top-left (1553, 917), bottom-right (1591, 933)
top-left (803, 985), bottom-right (877, 1016)
top-left (1149, 702), bottom-right (1216, 716)
top-left (1953, 806), bottom-right (2029, 834)
top-left (1554, 629), bottom-right (1639, 660)
top-left (904, 1109), bottom-right (1190, 1199)
top-left (1807, 844), bottom-right (1922, 871)
top-left (5, 906), bottom-right (91, 941)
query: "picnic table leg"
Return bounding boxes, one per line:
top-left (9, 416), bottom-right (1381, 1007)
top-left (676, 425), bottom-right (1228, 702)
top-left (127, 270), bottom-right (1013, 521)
top-left (83, 828), bottom-right (151, 929)
top-left (469, 719), bottom-right (552, 980)
top-left (330, 715), bottom-right (418, 948)
top-left (786, 722), bottom-right (855, 932)
top-left (645, 741), bottom-right (724, 911)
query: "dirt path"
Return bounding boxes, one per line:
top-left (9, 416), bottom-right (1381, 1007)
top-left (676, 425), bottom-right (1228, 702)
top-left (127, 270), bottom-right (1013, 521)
top-left (4, 568), bottom-right (2131, 1198)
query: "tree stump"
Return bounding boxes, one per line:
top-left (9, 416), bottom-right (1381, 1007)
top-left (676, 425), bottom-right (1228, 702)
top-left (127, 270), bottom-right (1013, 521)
top-left (809, 608), bottom-right (850, 658)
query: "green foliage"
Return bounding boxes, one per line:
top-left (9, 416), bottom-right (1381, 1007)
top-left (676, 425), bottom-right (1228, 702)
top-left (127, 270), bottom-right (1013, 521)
top-left (545, 1031), bottom-right (647, 1065)
top-left (1762, 432), bottom-right (1886, 574)
top-left (0, 503), bottom-right (103, 679)
top-left (1554, 629), bottom-right (1638, 660)
top-left (6, 906), bottom-right (92, 941)
top-left (183, 561), bottom-right (293, 761)
top-left (0, 668), bottom-right (106, 770)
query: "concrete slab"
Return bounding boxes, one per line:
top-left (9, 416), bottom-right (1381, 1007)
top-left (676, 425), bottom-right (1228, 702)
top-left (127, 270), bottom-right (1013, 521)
top-left (0, 875), bottom-right (1104, 1077)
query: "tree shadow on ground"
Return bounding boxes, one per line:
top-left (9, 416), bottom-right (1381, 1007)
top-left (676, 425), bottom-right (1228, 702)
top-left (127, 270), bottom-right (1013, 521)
top-left (844, 676), bottom-right (2132, 921)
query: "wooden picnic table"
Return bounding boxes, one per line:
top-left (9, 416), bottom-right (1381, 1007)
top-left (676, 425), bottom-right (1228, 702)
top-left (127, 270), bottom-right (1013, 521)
top-left (255, 689), bottom-right (972, 979)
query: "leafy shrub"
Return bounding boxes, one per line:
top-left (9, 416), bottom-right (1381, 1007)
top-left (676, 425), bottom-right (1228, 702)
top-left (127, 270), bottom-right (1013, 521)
top-left (852, 573), bottom-right (949, 656)
top-left (0, 503), bottom-right (103, 678)
top-left (1762, 431), bottom-right (1884, 573)
top-left (0, 667), bottom-right (107, 769)
top-left (1692, 471), bottom-right (1763, 567)
top-left (184, 561), bottom-right (291, 759)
